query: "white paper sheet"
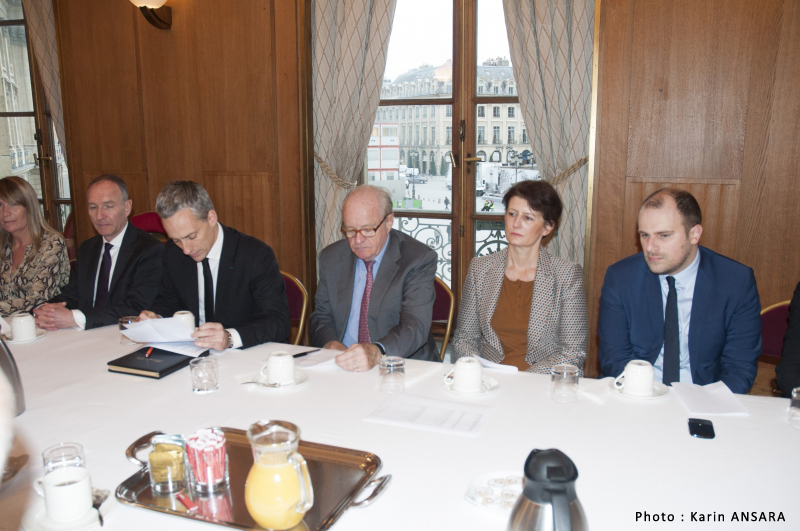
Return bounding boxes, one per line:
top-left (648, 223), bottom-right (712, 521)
top-left (671, 381), bottom-right (749, 416)
top-left (120, 317), bottom-right (194, 343)
top-left (364, 394), bottom-right (494, 437)
top-left (471, 354), bottom-right (518, 372)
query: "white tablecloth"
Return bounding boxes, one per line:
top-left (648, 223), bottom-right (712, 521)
top-left (1, 325), bottom-right (798, 530)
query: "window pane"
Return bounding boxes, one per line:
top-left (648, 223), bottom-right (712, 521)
top-left (382, 0), bottom-right (452, 101)
top-left (0, 3), bottom-right (24, 21)
top-left (476, 0), bottom-right (513, 95)
top-left (0, 115), bottom-right (40, 194)
top-left (0, 26), bottom-right (34, 112)
top-left (370, 104), bottom-right (453, 213)
top-left (474, 220), bottom-right (507, 256)
top-left (394, 216), bottom-right (452, 286)
top-left (53, 122), bottom-right (71, 200)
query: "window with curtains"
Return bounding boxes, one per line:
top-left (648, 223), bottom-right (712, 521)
top-left (0, 4), bottom-right (72, 231)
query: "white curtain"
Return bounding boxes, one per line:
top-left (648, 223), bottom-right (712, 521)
top-left (503, 0), bottom-right (594, 264)
top-left (312, 0), bottom-right (397, 253)
top-left (21, 0), bottom-right (67, 163)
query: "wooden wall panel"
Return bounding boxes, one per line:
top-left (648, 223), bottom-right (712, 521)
top-left (194, 1), bottom-right (276, 173)
top-left (627, 0), bottom-right (755, 180)
top-left (586, 0), bottom-right (800, 377)
top-left (54, 0), bottom-right (313, 289)
top-left (137, 0), bottom-right (204, 199)
top-left (203, 172), bottom-right (279, 248)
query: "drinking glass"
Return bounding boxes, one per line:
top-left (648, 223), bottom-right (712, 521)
top-left (379, 356), bottom-right (405, 393)
top-left (42, 442), bottom-right (85, 473)
top-left (119, 316), bottom-right (140, 345)
top-left (789, 388), bottom-right (800, 429)
top-left (551, 364), bottom-right (579, 403)
top-left (190, 357), bottom-right (219, 394)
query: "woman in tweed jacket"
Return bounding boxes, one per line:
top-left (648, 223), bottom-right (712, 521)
top-left (453, 181), bottom-right (588, 374)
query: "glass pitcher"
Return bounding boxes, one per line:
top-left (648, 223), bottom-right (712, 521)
top-left (245, 420), bottom-right (313, 530)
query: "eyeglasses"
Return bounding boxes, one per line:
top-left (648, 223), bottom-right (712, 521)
top-left (341, 213), bottom-right (390, 239)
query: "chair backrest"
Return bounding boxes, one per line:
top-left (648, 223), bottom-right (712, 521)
top-left (132, 211), bottom-right (168, 242)
top-left (432, 277), bottom-right (455, 361)
top-left (760, 300), bottom-right (791, 364)
top-left (281, 271), bottom-right (309, 346)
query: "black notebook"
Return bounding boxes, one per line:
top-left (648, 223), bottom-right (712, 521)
top-left (107, 347), bottom-right (201, 379)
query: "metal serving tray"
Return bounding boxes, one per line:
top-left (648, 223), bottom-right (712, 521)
top-left (116, 428), bottom-right (391, 530)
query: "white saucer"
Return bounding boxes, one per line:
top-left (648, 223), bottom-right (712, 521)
top-left (4, 328), bottom-right (47, 344)
top-left (464, 470), bottom-right (524, 513)
top-left (249, 369), bottom-right (309, 390)
top-left (21, 490), bottom-right (116, 531)
top-left (608, 380), bottom-right (670, 400)
top-left (442, 375), bottom-right (499, 395)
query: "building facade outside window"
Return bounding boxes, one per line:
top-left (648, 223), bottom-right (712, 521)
top-left (493, 106), bottom-right (500, 118)
top-left (492, 126), bottom-right (500, 144)
top-left (478, 106), bottom-right (485, 118)
top-left (508, 126), bottom-right (515, 144)
top-left (478, 126), bottom-right (485, 144)
top-left (508, 106), bottom-right (515, 118)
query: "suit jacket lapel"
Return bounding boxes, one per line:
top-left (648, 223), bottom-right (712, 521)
top-left (483, 249), bottom-right (506, 351)
top-left (335, 249), bottom-right (357, 339)
top-left (108, 225), bottom-right (135, 294)
top-left (527, 250), bottom-right (555, 349)
top-left (368, 233), bottom-right (400, 324)
top-left (688, 248), bottom-right (709, 374)
top-left (646, 265), bottom-right (664, 354)
top-left (214, 225), bottom-right (235, 318)
top-left (85, 237), bottom-right (103, 302)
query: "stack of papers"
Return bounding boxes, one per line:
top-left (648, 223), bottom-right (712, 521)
top-left (671, 381), bottom-right (749, 415)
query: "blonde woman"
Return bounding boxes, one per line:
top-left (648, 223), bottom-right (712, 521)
top-left (0, 177), bottom-right (69, 317)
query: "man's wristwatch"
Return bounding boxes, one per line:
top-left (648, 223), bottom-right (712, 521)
top-left (373, 343), bottom-right (386, 356)
top-left (225, 330), bottom-right (234, 349)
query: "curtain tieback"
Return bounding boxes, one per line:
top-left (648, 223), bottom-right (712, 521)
top-left (314, 152), bottom-right (358, 190)
top-left (548, 156), bottom-right (589, 187)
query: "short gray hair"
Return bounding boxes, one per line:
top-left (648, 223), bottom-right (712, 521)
top-left (345, 185), bottom-right (393, 218)
top-left (155, 181), bottom-right (215, 220)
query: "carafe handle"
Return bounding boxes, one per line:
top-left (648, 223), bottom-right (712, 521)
top-left (290, 452), bottom-right (314, 513)
top-left (550, 488), bottom-right (572, 531)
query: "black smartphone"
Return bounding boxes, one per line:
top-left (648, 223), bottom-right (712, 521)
top-left (688, 418), bottom-right (715, 439)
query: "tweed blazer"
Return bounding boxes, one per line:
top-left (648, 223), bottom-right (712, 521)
top-left (452, 248), bottom-right (588, 374)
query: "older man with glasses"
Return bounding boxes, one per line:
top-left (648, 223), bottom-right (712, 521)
top-left (310, 185), bottom-right (440, 371)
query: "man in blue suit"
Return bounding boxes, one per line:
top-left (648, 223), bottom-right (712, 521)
top-left (598, 188), bottom-right (761, 394)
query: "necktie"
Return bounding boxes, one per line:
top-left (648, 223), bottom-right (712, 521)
top-left (94, 242), bottom-right (113, 308)
top-left (202, 258), bottom-right (215, 324)
top-left (663, 276), bottom-right (680, 385)
top-left (358, 261), bottom-right (375, 343)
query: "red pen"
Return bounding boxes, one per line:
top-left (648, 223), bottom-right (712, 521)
top-left (145, 347), bottom-right (154, 358)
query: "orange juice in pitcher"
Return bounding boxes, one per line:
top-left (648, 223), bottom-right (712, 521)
top-left (245, 421), bottom-right (313, 530)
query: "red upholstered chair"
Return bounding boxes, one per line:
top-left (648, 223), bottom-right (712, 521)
top-left (131, 211), bottom-right (168, 242)
top-left (433, 276), bottom-right (455, 361)
top-left (760, 301), bottom-right (791, 365)
top-left (281, 271), bottom-right (309, 346)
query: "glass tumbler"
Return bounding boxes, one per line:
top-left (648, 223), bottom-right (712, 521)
top-left (190, 357), bottom-right (219, 394)
top-left (789, 388), bottom-right (800, 429)
top-left (551, 364), bottom-right (579, 403)
top-left (42, 442), bottom-right (85, 473)
top-left (119, 316), bottom-right (140, 345)
top-left (379, 356), bottom-right (405, 393)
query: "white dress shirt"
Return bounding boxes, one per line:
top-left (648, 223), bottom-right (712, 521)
top-left (653, 250), bottom-right (701, 384)
top-left (195, 224), bottom-right (242, 349)
top-left (73, 223), bottom-right (129, 329)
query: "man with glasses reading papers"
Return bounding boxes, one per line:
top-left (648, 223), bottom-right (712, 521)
top-left (310, 185), bottom-right (439, 371)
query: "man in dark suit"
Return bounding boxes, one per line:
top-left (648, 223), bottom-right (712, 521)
top-left (35, 175), bottom-right (163, 330)
top-left (776, 282), bottom-right (800, 397)
top-left (310, 185), bottom-right (439, 371)
top-left (140, 181), bottom-right (289, 350)
top-left (598, 188), bottom-right (761, 394)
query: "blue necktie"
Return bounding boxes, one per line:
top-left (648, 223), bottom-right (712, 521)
top-left (663, 276), bottom-right (680, 385)
top-left (94, 243), bottom-right (112, 308)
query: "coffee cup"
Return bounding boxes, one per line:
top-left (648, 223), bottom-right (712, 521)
top-left (614, 360), bottom-right (655, 397)
top-left (261, 351), bottom-right (295, 385)
top-left (444, 357), bottom-right (483, 393)
top-left (173, 311), bottom-right (196, 332)
top-left (10, 312), bottom-right (36, 341)
top-left (33, 466), bottom-right (93, 523)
